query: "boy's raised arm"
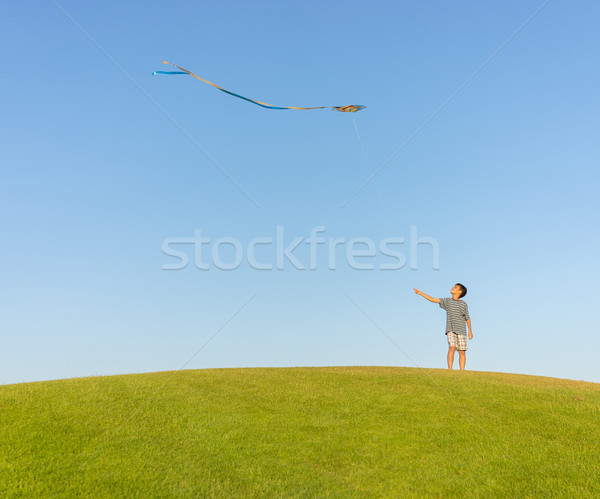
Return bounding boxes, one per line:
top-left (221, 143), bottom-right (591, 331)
top-left (414, 288), bottom-right (440, 303)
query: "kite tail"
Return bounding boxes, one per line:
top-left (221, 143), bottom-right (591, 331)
top-left (153, 61), bottom-right (366, 112)
top-left (152, 71), bottom-right (187, 76)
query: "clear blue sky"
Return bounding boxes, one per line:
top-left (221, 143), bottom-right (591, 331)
top-left (2, 1), bottom-right (599, 385)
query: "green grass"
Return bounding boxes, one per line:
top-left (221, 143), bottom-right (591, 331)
top-left (1, 366), bottom-right (599, 497)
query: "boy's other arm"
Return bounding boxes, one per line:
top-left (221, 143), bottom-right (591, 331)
top-left (414, 289), bottom-right (440, 303)
top-left (467, 318), bottom-right (473, 339)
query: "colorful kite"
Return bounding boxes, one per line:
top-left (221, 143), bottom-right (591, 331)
top-left (153, 61), bottom-right (366, 113)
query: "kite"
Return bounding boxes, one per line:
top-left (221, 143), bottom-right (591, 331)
top-left (153, 61), bottom-right (366, 113)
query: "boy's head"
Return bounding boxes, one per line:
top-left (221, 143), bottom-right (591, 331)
top-left (451, 283), bottom-right (467, 298)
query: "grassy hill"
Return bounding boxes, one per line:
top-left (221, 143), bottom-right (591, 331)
top-left (1, 366), bottom-right (599, 497)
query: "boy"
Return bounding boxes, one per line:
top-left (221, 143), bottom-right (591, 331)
top-left (414, 284), bottom-right (473, 370)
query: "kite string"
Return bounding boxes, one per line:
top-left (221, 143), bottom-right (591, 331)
top-left (353, 118), bottom-right (373, 176)
top-left (353, 118), bottom-right (361, 140)
top-left (352, 118), bottom-right (384, 209)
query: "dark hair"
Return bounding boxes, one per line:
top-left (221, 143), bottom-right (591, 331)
top-left (456, 283), bottom-right (467, 298)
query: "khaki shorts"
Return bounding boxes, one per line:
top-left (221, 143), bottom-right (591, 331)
top-left (446, 332), bottom-right (468, 351)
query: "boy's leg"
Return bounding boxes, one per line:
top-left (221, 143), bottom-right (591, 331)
top-left (447, 346), bottom-right (456, 369)
top-left (458, 351), bottom-right (466, 370)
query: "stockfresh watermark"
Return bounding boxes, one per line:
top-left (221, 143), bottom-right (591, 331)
top-left (162, 225), bottom-right (439, 271)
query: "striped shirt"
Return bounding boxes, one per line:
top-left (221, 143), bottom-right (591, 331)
top-left (439, 298), bottom-right (470, 336)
